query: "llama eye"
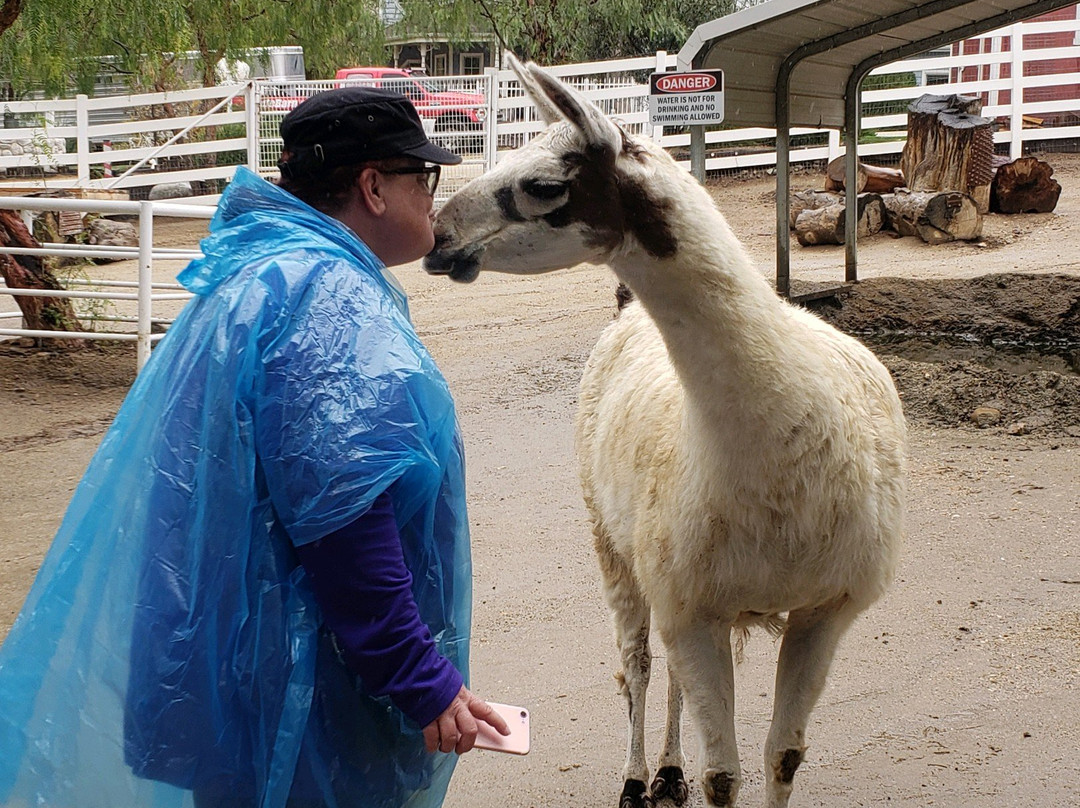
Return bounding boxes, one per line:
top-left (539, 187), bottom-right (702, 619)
top-left (522, 179), bottom-right (569, 200)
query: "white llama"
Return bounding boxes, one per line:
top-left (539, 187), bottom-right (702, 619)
top-left (425, 58), bottom-right (907, 808)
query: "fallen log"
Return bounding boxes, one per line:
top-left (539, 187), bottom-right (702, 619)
top-left (795, 194), bottom-right (886, 246)
top-left (882, 189), bottom-right (982, 243)
top-left (824, 156), bottom-right (905, 194)
top-left (900, 93), bottom-right (996, 213)
top-left (990, 156), bottom-right (1061, 213)
top-left (789, 190), bottom-right (843, 229)
top-left (0, 209), bottom-right (86, 342)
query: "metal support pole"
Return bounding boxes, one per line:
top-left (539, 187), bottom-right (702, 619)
top-left (137, 201), bottom-right (154, 370)
top-left (246, 80), bottom-right (261, 172)
top-left (690, 125), bottom-right (706, 183)
top-left (774, 54), bottom-right (798, 297)
top-left (775, 127), bottom-right (791, 297)
top-left (844, 77), bottom-right (861, 284)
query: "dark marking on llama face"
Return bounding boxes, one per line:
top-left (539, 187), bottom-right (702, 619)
top-left (495, 186), bottom-right (527, 222)
top-left (704, 770), bottom-right (736, 807)
top-left (776, 748), bottom-right (803, 784)
top-left (536, 145), bottom-right (679, 260)
top-left (619, 175), bottom-right (678, 259)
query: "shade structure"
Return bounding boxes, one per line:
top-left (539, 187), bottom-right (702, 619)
top-left (677, 0), bottom-right (1079, 293)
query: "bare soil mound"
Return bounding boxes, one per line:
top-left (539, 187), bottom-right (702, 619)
top-left (806, 273), bottom-right (1080, 437)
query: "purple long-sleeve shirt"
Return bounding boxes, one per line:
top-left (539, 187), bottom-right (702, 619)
top-left (296, 491), bottom-right (463, 728)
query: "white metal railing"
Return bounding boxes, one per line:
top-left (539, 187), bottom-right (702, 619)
top-left (0, 196), bottom-right (212, 368)
top-left (0, 82), bottom-right (257, 196)
top-left (252, 73), bottom-right (495, 203)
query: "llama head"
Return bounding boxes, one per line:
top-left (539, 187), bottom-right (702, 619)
top-left (424, 56), bottom-right (683, 283)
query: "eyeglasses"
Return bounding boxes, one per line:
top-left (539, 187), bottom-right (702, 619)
top-left (379, 164), bottom-right (441, 196)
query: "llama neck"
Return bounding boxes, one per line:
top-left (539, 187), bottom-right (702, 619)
top-left (608, 184), bottom-right (812, 437)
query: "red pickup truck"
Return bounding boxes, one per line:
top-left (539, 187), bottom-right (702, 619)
top-left (333, 67), bottom-right (487, 150)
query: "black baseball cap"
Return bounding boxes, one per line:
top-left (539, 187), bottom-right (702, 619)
top-left (278, 86), bottom-right (461, 178)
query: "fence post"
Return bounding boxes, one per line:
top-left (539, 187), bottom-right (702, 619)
top-left (827, 128), bottom-right (842, 162)
top-left (137, 201), bottom-right (154, 371)
top-left (76, 94), bottom-right (90, 185)
top-left (1009, 22), bottom-right (1025, 159)
top-left (652, 51), bottom-right (667, 142)
top-left (246, 80), bottom-right (261, 172)
top-left (484, 68), bottom-right (498, 172)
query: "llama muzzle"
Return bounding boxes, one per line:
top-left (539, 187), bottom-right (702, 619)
top-left (423, 239), bottom-right (482, 283)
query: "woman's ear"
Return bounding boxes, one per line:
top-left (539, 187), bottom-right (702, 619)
top-left (357, 167), bottom-right (387, 216)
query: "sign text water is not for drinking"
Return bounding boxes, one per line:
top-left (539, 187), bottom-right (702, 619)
top-left (648, 70), bottom-right (725, 127)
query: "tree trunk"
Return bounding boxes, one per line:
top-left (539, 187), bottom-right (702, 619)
top-left (900, 93), bottom-right (996, 214)
top-left (794, 194), bottom-right (886, 246)
top-left (882, 189), bottom-right (983, 243)
top-left (0, 0), bottom-right (23, 38)
top-left (824, 156), bottom-right (905, 194)
top-left (0, 209), bottom-right (86, 343)
top-left (789, 190), bottom-right (843, 229)
top-left (990, 156), bottom-right (1062, 213)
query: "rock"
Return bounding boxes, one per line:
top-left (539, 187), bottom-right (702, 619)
top-left (148, 181), bottom-right (193, 200)
top-left (1006, 422), bottom-right (1031, 436)
top-left (86, 219), bottom-right (138, 262)
top-left (970, 406), bottom-right (1002, 428)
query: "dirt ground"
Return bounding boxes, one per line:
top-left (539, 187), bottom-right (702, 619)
top-left (1, 153), bottom-right (1078, 807)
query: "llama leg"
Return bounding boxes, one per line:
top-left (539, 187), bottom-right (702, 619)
top-left (600, 552), bottom-right (653, 808)
top-left (649, 664), bottom-right (688, 805)
top-left (765, 597), bottom-right (860, 808)
top-left (660, 619), bottom-right (740, 808)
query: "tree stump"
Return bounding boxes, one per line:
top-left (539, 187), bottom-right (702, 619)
top-left (990, 156), bottom-right (1061, 213)
top-left (900, 94), bottom-right (996, 214)
top-left (882, 189), bottom-right (983, 243)
top-left (789, 190), bottom-right (843, 229)
top-left (824, 156), bottom-right (905, 194)
top-left (794, 194), bottom-right (886, 246)
top-left (0, 209), bottom-right (86, 342)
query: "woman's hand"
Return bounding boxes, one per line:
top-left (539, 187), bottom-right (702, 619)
top-left (423, 685), bottom-right (511, 754)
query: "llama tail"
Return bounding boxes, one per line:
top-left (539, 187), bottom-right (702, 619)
top-left (732, 611), bottom-right (787, 663)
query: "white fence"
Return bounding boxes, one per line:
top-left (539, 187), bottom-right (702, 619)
top-left (0, 83), bottom-right (257, 197)
top-left (2, 14), bottom-right (1080, 366)
top-left (0, 197), bottom-right (212, 368)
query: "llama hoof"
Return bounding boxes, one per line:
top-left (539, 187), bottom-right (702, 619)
top-left (619, 779), bottom-right (654, 808)
top-left (650, 766), bottom-right (688, 805)
top-left (702, 769), bottom-right (739, 807)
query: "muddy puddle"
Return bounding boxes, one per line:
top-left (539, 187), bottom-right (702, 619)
top-left (806, 273), bottom-right (1080, 436)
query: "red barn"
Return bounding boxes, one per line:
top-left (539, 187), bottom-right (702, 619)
top-left (952, 5), bottom-right (1080, 126)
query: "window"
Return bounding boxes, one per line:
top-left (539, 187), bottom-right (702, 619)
top-left (461, 53), bottom-right (483, 76)
top-left (433, 54), bottom-right (448, 76)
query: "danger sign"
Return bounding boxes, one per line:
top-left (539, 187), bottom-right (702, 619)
top-left (648, 70), bottom-right (725, 127)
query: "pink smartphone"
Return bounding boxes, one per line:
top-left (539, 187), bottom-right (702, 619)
top-left (474, 702), bottom-right (530, 755)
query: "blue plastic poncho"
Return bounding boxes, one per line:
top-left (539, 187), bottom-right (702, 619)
top-left (0, 167), bottom-right (471, 808)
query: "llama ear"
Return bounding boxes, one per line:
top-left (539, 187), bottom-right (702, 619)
top-left (506, 53), bottom-right (563, 126)
top-left (523, 61), bottom-right (623, 155)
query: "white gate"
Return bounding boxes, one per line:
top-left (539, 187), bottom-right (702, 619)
top-left (254, 72), bottom-right (495, 203)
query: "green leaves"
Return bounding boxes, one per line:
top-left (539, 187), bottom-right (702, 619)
top-left (0, 0), bottom-right (749, 96)
top-left (0, 0), bottom-right (384, 95)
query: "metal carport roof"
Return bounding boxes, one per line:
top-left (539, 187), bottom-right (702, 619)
top-left (676, 0), bottom-right (1080, 295)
